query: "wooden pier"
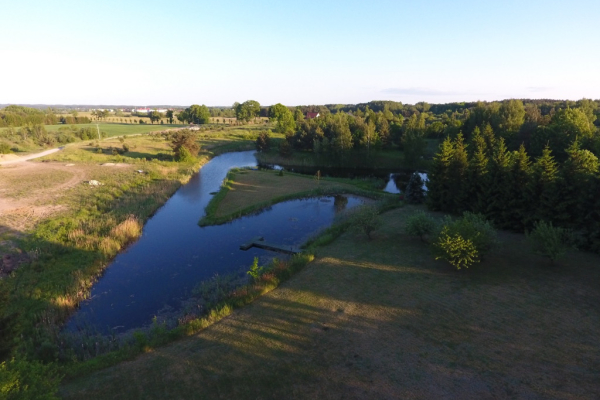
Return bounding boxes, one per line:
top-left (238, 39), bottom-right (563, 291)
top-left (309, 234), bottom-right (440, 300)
top-left (240, 236), bottom-right (300, 255)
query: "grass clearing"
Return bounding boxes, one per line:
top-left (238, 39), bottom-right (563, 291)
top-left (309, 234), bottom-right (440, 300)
top-left (200, 169), bottom-right (393, 226)
top-left (61, 205), bottom-right (600, 399)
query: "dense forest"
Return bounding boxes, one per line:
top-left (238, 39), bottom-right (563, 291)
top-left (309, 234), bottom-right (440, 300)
top-left (417, 100), bottom-right (600, 253)
top-left (263, 99), bottom-right (600, 167)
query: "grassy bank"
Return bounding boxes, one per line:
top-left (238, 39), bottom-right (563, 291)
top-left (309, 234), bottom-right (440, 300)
top-left (0, 128), bottom-right (274, 398)
top-left (199, 168), bottom-right (395, 226)
top-left (60, 205), bottom-right (600, 399)
top-left (0, 135), bottom-right (204, 355)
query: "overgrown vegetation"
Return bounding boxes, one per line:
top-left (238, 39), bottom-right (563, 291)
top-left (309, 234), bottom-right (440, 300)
top-left (348, 204), bottom-right (381, 240)
top-left (429, 212), bottom-right (497, 270)
top-left (404, 210), bottom-right (435, 242)
top-left (527, 220), bottom-right (572, 262)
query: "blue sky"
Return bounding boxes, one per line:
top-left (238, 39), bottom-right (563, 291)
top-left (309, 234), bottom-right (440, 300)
top-left (1, 0), bottom-right (599, 106)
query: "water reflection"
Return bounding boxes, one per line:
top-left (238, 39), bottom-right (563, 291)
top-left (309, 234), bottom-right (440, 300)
top-left (67, 151), bottom-right (364, 333)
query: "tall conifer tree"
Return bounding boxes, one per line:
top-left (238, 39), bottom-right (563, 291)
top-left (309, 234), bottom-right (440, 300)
top-left (466, 129), bottom-right (489, 213)
top-left (484, 138), bottom-right (511, 227)
top-left (427, 136), bottom-right (454, 211)
top-left (503, 145), bottom-right (531, 230)
top-left (448, 133), bottom-right (469, 212)
top-left (528, 146), bottom-right (560, 225)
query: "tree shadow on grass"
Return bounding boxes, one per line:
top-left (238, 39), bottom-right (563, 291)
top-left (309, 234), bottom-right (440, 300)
top-left (0, 223), bottom-right (102, 362)
top-left (57, 210), bottom-right (600, 399)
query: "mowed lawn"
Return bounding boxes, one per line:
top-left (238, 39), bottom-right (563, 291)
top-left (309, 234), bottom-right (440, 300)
top-left (61, 205), bottom-right (600, 399)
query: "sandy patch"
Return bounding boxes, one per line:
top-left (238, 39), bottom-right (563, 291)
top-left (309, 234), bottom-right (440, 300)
top-left (0, 161), bottom-right (86, 231)
top-left (0, 154), bottom-right (20, 162)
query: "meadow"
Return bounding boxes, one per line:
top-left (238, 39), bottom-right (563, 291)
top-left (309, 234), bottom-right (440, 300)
top-left (2, 123), bottom-right (599, 399)
top-left (0, 126), bottom-right (264, 373)
top-left (61, 204), bottom-right (600, 399)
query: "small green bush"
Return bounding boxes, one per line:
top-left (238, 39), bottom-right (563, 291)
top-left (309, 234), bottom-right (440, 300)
top-left (0, 142), bottom-right (12, 154)
top-left (405, 210), bottom-right (435, 242)
top-left (439, 212), bottom-right (496, 257)
top-left (350, 204), bottom-right (381, 240)
top-left (527, 220), bottom-right (571, 262)
top-left (0, 358), bottom-right (61, 400)
top-left (175, 146), bottom-right (195, 162)
top-left (247, 257), bottom-right (264, 282)
top-left (434, 226), bottom-right (479, 270)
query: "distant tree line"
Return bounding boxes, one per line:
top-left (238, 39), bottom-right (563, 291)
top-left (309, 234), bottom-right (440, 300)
top-left (0, 105), bottom-right (58, 127)
top-left (0, 124), bottom-right (106, 151)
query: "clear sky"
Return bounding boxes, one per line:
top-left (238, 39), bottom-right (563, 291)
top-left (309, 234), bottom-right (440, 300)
top-left (1, 0), bottom-right (599, 106)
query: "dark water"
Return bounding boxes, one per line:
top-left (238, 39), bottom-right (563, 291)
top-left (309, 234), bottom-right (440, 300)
top-left (67, 151), bottom-right (364, 333)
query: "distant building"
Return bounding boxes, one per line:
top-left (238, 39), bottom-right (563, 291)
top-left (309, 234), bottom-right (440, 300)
top-left (133, 108), bottom-right (168, 114)
top-left (305, 112), bottom-right (320, 119)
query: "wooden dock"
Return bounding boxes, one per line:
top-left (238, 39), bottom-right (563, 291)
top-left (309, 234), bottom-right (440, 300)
top-left (240, 236), bottom-right (300, 255)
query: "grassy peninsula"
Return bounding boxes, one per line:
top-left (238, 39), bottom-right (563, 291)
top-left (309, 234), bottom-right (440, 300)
top-left (199, 168), bottom-right (393, 226)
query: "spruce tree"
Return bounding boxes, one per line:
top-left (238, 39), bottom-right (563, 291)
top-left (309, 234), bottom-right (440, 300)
top-left (481, 123), bottom-right (496, 157)
top-left (561, 140), bottom-right (599, 232)
top-left (448, 133), bottom-right (469, 213)
top-left (466, 129), bottom-right (489, 213)
top-left (484, 138), bottom-right (511, 227)
top-left (528, 146), bottom-right (560, 226)
top-left (427, 136), bottom-right (454, 211)
top-left (503, 145), bottom-right (531, 230)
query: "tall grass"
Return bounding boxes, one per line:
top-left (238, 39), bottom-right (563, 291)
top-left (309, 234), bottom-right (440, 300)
top-left (60, 252), bottom-right (316, 380)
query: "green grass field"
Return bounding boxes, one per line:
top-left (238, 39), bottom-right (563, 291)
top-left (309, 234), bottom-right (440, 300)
top-left (60, 204), bottom-right (600, 399)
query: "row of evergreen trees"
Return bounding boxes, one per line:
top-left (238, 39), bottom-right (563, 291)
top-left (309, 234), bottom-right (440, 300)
top-left (427, 129), bottom-right (600, 251)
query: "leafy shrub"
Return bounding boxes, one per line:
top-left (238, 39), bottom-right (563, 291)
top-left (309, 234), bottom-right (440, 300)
top-left (0, 358), bottom-right (61, 400)
top-left (0, 141), bottom-right (12, 154)
top-left (247, 257), bottom-right (264, 282)
top-left (405, 210), bottom-right (435, 242)
top-left (439, 212), bottom-right (496, 257)
top-left (122, 144), bottom-right (130, 153)
top-left (350, 204), bottom-right (381, 240)
top-left (527, 220), bottom-right (572, 262)
top-left (434, 226), bottom-right (479, 270)
top-left (171, 130), bottom-right (199, 161)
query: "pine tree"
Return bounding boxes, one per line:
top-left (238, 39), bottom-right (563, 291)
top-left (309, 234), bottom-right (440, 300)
top-left (405, 172), bottom-right (426, 204)
top-left (427, 136), bottom-right (454, 211)
top-left (465, 129), bottom-right (489, 213)
top-left (484, 138), bottom-right (511, 227)
top-left (503, 144), bottom-right (531, 230)
top-left (528, 146), bottom-right (560, 226)
top-left (561, 140), bottom-right (599, 231)
top-left (481, 123), bottom-right (496, 157)
top-left (448, 134), bottom-right (469, 213)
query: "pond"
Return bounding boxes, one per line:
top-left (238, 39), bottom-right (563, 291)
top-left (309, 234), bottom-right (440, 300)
top-left (67, 151), bottom-right (365, 334)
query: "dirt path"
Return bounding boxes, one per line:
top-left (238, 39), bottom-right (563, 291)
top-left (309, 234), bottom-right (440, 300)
top-left (0, 161), bottom-right (86, 233)
top-left (0, 147), bottom-right (63, 166)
